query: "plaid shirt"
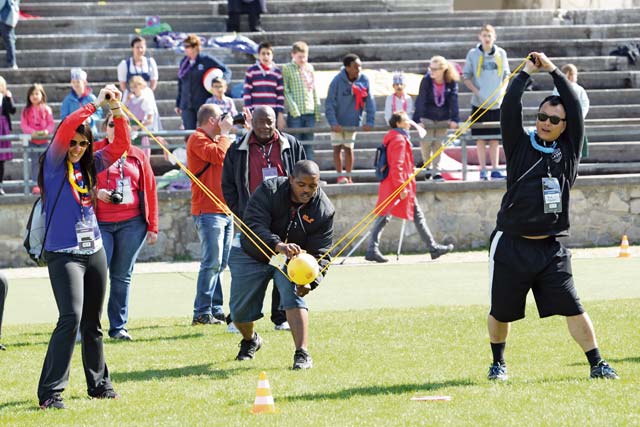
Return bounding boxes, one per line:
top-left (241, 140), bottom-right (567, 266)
top-left (282, 61), bottom-right (320, 120)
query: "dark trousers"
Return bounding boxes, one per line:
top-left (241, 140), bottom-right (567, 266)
top-left (270, 286), bottom-right (286, 325)
top-left (0, 271), bottom-right (7, 339)
top-left (38, 249), bottom-right (113, 403)
top-left (181, 108), bottom-right (198, 131)
top-left (227, 12), bottom-right (261, 32)
top-left (0, 23), bottom-right (16, 67)
top-left (0, 160), bottom-right (5, 183)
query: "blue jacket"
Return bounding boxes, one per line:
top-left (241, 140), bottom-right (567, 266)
top-left (325, 69), bottom-right (376, 127)
top-left (413, 73), bottom-right (459, 123)
top-left (60, 88), bottom-right (102, 135)
top-left (176, 53), bottom-right (231, 110)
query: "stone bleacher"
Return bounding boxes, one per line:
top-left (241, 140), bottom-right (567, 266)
top-left (3, 0), bottom-right (640, 190)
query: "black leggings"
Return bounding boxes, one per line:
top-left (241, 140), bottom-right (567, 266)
top-left (0, 160), bottom-right (4, 183)
top-left (38, 248), bottom-right (113, 403)
top-left (0, 271), bottom-right (7, 339)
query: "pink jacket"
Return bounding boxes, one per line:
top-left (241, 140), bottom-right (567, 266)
top-left (20, 104), bottom-right (55, 145)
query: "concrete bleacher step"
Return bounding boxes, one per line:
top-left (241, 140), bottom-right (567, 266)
top-left (12, 23), bottom-right (640, 51)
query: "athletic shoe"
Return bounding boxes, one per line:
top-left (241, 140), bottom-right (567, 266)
top-left (236, 332), bottom-right (262, 360)
top-left (0, 343), bottom-right (6, 351)
top-left (192, 314), bottom-right (223, 325)
top-left (212, 312), bottom-right (226, 323)
top-left (336, 176), bottom-right (349, 184)
top-left (274, 321), bottom-right (291, 331)
top-left (487, 362), bottom-right (508, 381)
top-left (590, 360), bottom-right (619, 379)
top-left (40, 394), bottom-right (65, 410)
top-left (490, 170), bottom-right (506, 180)
top-left (110, 330), bottom-right (133, 341)
top-left (292, 348), bottom-right (313, 370)
top-left (430, 243), bottom-right (454, 260)
top-left (226, 322), bottom-right (240, 334)
top-left (365, 249), bottom-right (389, 263)
top-left (424, 172), bottom-right (432, 181)
top-left (432, 173), bottom-right (445, 182)
top-left (479, 170), bottom-right (488, 181)
top-left (89, 389), bottom-right (120, 399)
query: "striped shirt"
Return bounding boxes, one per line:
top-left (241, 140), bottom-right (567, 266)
top-left (243, 62), bottom-right (285, 114)
top-left (282, 61), bottom-right (320, 119)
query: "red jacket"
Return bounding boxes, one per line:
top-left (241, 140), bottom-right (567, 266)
top-left (375, 129), bottom-right (416, 220)
top-left (93, 138), bottom-right (159, 233)
top-left (187, 128), bottom-right (232, 215)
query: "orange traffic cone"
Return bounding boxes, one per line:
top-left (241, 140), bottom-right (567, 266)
top-left (251, 371), bottom-right (276, 414)
top-left (618, 235), bottom-right (631, 258)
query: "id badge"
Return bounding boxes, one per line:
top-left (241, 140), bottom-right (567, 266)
top-left (262, 167), bottom-right (278, 181)
top-left (75, 222), bottom-right (95, 250)
top-left (116, 177), bottom-right (134, 204)
top-left (269, 253), bottom-right (287, 269)
top-left (542, 177), bottom-right (562, 213)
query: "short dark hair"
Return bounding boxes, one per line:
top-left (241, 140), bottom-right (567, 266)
top-left (292, 160), bottom-right (320, 178)
top-left (538, 95), bottom-right (565, 111)
top-left (258, 42), bottom-right (273, 53)
top-left (389, 111), bottom-right (408, 129)
top-left (343, 53), bottom-right (360, 68)
top-left (131, 36), bottom-right (145, 47)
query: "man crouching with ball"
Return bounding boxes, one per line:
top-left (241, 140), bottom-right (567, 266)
top-left (486, 52), bottom-right (619, 381)
top-left (228, 160), bottom-right (334, 370)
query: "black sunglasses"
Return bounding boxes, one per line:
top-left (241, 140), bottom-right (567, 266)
top-left (69, 139), bottom-right (90, 148)
top-left (537, 112), bottom-right (566, 125)
top-left (107, 122), bottom-right (115, 128)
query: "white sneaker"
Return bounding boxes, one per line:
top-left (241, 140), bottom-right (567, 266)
top-left (111, 330), bottom-right (133, 340)
top-left (226, 322), bottom-right (240, 334)
top-left (274, 321), bottom-right (290, 331)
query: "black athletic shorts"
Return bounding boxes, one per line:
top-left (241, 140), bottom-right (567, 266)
top-left (488, 230), bottom-right (584, 322)
top-left (470, 106), bottom-right (501, 138)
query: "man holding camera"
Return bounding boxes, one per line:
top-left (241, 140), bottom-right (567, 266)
top-left (187, 104), bottom-right (235, 326)
top-left (222, 105), bottom-right (306, 331)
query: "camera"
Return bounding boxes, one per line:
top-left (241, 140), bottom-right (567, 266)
top-left (221, 112), bottom-right (246, 126)
top-left (110, 190), bottom-right (124, 204)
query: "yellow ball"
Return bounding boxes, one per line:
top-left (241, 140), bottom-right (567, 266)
top-left (287, 253), bottom-right (320, 285)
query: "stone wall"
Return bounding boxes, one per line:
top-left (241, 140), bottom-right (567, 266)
top-left (1, 175), bottom-right (639, 267)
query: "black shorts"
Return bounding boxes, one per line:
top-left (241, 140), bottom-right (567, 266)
top-left (470, 106), bottom-right (501, 138)
top-left (488, 230), bottom-right (584, 322)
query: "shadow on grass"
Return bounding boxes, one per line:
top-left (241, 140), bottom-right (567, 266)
top-left (106, 332), bottom-right (204, 344)
top-left (607, 356), bottom-right (640, 364)
top-left (282, 378), bottom-right (476, 402)
top-left (0, 399), bottom-right (34, 412)
top-left (111, 365), bottom-right (248, 383)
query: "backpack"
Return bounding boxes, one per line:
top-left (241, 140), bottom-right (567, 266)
top-left (23, 178), bottom-right (65, 266)
top-left (373, 143), bottom-right (389, 181)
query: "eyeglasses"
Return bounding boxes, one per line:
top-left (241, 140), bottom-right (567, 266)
top-left (107, 122), bottom-right (115, 128)
top-left (69, 140), bottom-right (90, 148)
top-left (537, 112), bottom-right (566, 125)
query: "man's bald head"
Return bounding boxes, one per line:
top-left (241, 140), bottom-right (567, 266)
top-left (252, 106), bottom-right (277, 143)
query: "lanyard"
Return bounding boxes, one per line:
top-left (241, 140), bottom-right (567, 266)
top-left (67, 161), bottom-right (89, 194)
top-left (284, 205), bottom-right (306, 243)
top-left (107, 154), bottom-right (127, 189)
top-left (392, 94), bottom-right (408, 113)
top-left (67, 161), bottom-right (91, 220)
top-left (258, 142), bottom-right (274, 168)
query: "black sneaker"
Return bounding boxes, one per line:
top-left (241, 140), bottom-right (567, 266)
top-left (590, 360), bottom-right (619, 379)
top-left (430, 243), bottom-right (454, 260)
top-left (192, 314), bottom-right (223, 326)
top-left (236, 332), bottom-right (262, 360)
top-left (89, 388), bottom-right (120, 399)
top-left (212, 312), bottom-right (226, 323)
top-left (40, 394), bottom-right (65, 410)
top-left (0, 343), bottom-right (5, 351)
top-left (292, 348), bottom-right (313, 370)
top-left (432, 173), bottom-right (445, 182)
top-left (487, 362), bottom-right (508, 381)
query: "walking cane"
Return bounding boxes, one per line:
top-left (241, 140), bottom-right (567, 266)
top-left (339, 231), bottom-right (371, 265)
top-left (396, 219), bottom-right (406, 261)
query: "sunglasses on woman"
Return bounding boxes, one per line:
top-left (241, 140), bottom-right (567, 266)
top-left (537, 113), bottom-right (566, 125)
top-left (107, 122), bottom-right (115, 128)
top-left (69, 140), bottom-right (90, 148)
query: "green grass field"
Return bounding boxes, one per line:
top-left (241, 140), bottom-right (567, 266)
top-left (1, 255), bottom-right (639, 426)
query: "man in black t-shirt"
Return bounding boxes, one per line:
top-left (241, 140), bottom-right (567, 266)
top-left (486, 52), bottom-right (618, 381)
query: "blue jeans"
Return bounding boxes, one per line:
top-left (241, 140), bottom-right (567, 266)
top-left (228, 246), bottom-right (307, 323)
top-left (100, 215), bottom-right (148, 336)
top-left (181, 108), bottom-right (198, 130)
top-left (287, 114), bottom-right (315, 160)
top-left (193, 213), bottom-right (233, 317)
top-left (0, 23), bottom-right (16, 67)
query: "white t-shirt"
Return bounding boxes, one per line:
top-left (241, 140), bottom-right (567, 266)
top-left (117, 57), bottom-right (159, 85)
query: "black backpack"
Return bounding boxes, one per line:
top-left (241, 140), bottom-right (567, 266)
top-left (373, 144), bottom-right (389, 181)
